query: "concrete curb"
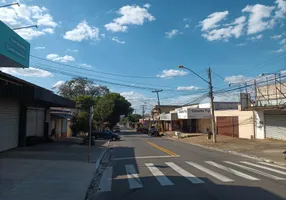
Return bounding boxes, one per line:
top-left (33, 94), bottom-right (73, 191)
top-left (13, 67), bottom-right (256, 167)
top-left (85, 140), bottom-right (111, 200)
top-left (166, 137), bottom-right (286, 166)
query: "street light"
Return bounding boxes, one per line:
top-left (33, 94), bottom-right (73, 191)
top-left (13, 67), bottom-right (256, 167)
top-left (178, 65), bottom-right (216, 143)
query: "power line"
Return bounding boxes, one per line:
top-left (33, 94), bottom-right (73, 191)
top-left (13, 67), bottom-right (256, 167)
top-left (31, 55), bottom-right (161, 79)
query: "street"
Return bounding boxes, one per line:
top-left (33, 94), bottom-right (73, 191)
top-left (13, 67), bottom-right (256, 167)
top-left (93, 131), bottom-right (286, 200)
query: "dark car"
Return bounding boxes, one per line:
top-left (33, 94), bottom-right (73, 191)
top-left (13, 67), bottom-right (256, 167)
top-left (148, 126), bottom-right (160, 137)
top-left (136, 127), bottom-right (149, 134)
top-left (92, 130), bottom-right (121, 141)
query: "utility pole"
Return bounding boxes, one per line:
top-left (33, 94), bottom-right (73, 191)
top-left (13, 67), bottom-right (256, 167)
top-left (152, 90), bottom-right (163, 131)
top-left (140, 104), bottom-right (147, 122)
top-left (208, 67), bottom-right (216, 143)
top-left (88, 105), bottom-right (93, 163)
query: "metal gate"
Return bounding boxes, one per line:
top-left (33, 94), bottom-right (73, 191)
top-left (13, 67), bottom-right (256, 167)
top-left (26, 108), bottom-right (45, 137)
top-left (265, 114), bottom-right (286, 140)
top-left (217, 116), bottom-right (239, 137)
top-left (0, 100), bottom-right (19, 152)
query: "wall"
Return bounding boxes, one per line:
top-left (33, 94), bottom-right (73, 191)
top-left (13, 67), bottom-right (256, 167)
top-left (254, 111), bottom-right (265, 139)
top-left (199, 102), bottom-right (238, 110)
top-left (215, 110), bottom-right (254, 139)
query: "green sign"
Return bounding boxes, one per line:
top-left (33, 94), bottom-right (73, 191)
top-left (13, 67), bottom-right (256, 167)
top-left (0, 20), bottom-right (30, 68)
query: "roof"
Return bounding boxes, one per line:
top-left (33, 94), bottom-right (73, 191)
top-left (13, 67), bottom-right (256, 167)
top-left (0, 71), bottom-right (75, 108)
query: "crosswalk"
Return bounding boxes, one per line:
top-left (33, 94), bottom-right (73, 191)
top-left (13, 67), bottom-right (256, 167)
top-left (97, 161), bottom-right (286, 192)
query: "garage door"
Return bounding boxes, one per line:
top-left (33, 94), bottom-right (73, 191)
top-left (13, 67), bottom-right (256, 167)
top-left (0, 100), bottom-right (19, 152)
top-left (265, 114), bottom-right (286, 140)
top-left (26, 108), bottom-right (45, 137)
top-left (217, 116), bottom-right (239, 137)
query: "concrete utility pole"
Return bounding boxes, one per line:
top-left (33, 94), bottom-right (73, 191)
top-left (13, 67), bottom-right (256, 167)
top-left (140, 105), bottom-right (147, 122)
top-left (207, 67), bottom-right (216, 143)
top-left (178, 65), bottom-right (216, 143)
top-left (88, 105), bottom-right (94, 163)
top-left (152, 90), bottom-right (163, 130)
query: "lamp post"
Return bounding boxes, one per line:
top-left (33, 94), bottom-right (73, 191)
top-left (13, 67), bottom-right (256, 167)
top-left (178, 65), bottom-right (216, 143)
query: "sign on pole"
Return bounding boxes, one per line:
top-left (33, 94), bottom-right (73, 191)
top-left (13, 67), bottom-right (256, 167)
top-left (0, 21), bottom-right (30, 68)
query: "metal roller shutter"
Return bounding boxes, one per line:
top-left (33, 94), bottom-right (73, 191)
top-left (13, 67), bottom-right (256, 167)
top-left (0, 100), bottom-right (19, 152)
top-left (26, 108), bottom-right (45, 137)
top-left (265, 114), bottom-right (286, 140)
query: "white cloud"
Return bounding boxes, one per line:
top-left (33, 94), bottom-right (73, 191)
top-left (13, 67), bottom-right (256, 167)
top-left (34, 46), bottom-right (46, 50)
top-left (66, 49), bottom-right (79, 53)
top-left (236, 43), bottom-right (247, 47)
top-left (271, 34), bottom-right (283, 40)
top-left (42, 28), bottom-right (54, 34)
top-left (242, 4), bottom-right (275, 35)
top-left (157, 69), bottom-right (188, 78)
top-left (177, 86), bottom-right (200, 91)
top-left (104, 4), bottom-right (155, 32)
top-left (275, 0), bottom-right (286, 18)
top-left (143, 3), bottom-right (151, 9)
top-left (46, 54), bottom-right (75, 63)
top-left (224, 75), bottom-right (253, 84)
top-left (52, 80), bottom-right (65, 89)
top-left (64, 21), bottom-right (100, 42)
top-left (0, 67), bottom-right (53, 77)
top-left (185, 24), bottom-right (190, 28)
top-left (111, 37), bottom-right (126, 44)
top-left (280, 38), bottom-right (286, 45)
top-left (79, 63), bottom-right (92, 68)
top-left (0, 4), bottom-right (57, 40)
top-left (202, 16), bottom-right (246, 42)
top-left (165, 29), bottom-right (181, 39)
top-left (249, 34), bottom-right (263, 41)
top-left (200, 11), bottom-right (229, 31)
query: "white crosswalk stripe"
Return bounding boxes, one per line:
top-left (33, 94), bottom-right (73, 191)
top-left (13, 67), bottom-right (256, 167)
top-left (205, 161), bottom-right (259, 180)
top-left (145, 163), bottom-right (174, 186)
top-left (186, 161), bottom-right (233, 182)
top-left (125, 165), bottom-right (143, 189)
top-left (98, 166), bottom-right (113, 192)
top-left (165, 162), bottom-right (204, 184)
top-left (258, 162), bottom-right (286, 170)
top-left (225, 161), bottom-right (286, 180)
top-left (240, 161), bottom-right (286, 176)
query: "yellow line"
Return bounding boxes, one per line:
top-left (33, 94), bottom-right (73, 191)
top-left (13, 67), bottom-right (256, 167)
top-left (143, 139), bottom-right (179, 157)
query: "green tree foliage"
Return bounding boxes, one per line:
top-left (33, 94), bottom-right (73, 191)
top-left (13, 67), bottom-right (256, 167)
top-left (128, 114), bottom-right (142, 122)
top-left (94, 93), bottom-right (133, 128)
top-left (55, 77), bottom-right (109, 99)
top-left (70, 111), bottom-right (89, 135)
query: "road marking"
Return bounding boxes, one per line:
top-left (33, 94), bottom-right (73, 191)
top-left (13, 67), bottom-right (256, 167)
top-left (258, 162), bottom-right (286, 170)
top-left (145, 163), bottom-right (174, 186)
top-left (112, 155), bottom-right (180, 161)
top-left (205, 161), bottom-right (259, 180)
top-left (98, 167), bottom-right (113, 192)
top-left (165, 162), bottom-right (204, 184)
top-left (125, 165), bottom-right (143, 189)
top-left (186, 161), bottom-right (233, 182)
top-left (143, 139), bottom-right (179, 157)
top-left (241, 161), bottom-right (286, 176)
top-left (225, 161), bottom-right (286, 180)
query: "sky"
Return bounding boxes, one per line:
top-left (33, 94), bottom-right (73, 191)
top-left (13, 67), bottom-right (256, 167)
top-left (0, 0), bottom-right (285, 113)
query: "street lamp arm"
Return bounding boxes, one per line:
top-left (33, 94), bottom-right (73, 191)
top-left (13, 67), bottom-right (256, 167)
top-left (179, 66), bottom-right (209, 84)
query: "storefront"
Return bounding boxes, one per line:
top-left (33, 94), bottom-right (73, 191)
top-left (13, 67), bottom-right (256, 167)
top-left (176, 107), bottom-right (212, 133)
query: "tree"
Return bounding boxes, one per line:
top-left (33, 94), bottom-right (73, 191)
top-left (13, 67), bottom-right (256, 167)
top-left (94, 93), bottom-right (133, 128)
top-left (55, 77), bottom-right (109, 99)
top-left (128, 114), bottom-right (142, 122)
top-left (70, 111), bottom-right (90, 135)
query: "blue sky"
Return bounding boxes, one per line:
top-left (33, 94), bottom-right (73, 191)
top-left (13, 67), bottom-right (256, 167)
top-left (0, 0), bottom-right (285, 112)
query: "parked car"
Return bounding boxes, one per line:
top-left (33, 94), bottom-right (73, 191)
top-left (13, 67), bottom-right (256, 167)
top-left (113, 126), bottom-right (121, 132)
top-left (92, 130), bottom-right (121, 141)
top-left (136, 127), bottom-right (149, 134)
top-left (148, 126), bottom-right (160, 137)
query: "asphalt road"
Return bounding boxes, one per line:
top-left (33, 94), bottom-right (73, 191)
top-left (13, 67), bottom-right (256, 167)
top-left (93, 132), bottom-right (286, 200)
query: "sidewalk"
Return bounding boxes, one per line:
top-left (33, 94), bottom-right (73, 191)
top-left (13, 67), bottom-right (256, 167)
top-left (164, 131), bottom-right (286, 166)
top-left (0, 138), bottom-right (108, 200)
